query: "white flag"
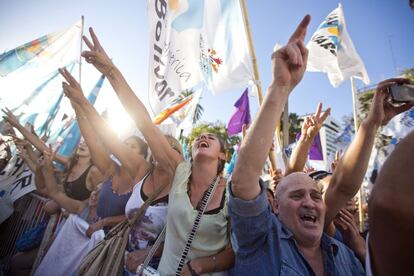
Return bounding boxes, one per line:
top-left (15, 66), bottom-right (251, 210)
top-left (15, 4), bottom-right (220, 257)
top-left (306, 4), bottom-right (370, 87)
top-left (147, 0), bottom-right (254, 114)
top-left (172, 89), bottom-right (203, 130)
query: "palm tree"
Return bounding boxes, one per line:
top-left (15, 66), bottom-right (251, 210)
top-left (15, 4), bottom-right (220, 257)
top-left (173, 89), bottom-right (204, 124)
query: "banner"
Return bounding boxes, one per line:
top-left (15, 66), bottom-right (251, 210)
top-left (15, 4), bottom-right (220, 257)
top-left (0, 155), bottom-right (36, 223)
top-left (306, 4), bottom-right (370, 87)
top-left (148, 0), bottom-right (254, 114)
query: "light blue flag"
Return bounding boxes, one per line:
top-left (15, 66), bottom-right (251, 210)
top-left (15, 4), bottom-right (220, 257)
top-left (18, 63), bottom-right (75, 135)
top-left (0, 21), bottom-right (82, 77)
top-left (11, 69), bottom-right (61, 114)
top-left (57, 75), bottom-right (105, 157)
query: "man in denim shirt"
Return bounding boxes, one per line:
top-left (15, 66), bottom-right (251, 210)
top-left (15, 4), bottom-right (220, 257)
top-left (229, 174), bottom-right (364, 275)
top-left (229, 13), bottom-right (412, 275)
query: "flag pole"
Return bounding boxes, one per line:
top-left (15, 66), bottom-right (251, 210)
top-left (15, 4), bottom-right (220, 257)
top-left (79, 15), bottom-right (84, 86)
top-left (240, 0), bottom-right (278, 171)
top-left (351, 77), bottom-right (365, 232)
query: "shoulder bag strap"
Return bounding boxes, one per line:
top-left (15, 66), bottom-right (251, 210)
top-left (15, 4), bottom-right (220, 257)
top-left (175, 175), bottom-right (220, 275)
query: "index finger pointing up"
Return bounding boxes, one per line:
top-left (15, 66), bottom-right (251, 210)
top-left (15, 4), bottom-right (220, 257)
top-left (288, 14), bottom-right (311, 43)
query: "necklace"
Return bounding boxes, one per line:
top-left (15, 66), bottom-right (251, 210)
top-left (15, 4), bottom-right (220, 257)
top-left (187, 175), bottom-right (220, 211)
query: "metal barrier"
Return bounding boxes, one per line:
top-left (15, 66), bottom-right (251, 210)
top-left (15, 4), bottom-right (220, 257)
top-left (0, 193), bottom-right (64, 275)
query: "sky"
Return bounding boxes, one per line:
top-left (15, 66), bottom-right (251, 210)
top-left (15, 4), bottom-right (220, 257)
top-left (0, 0), bottom-right (413, 135)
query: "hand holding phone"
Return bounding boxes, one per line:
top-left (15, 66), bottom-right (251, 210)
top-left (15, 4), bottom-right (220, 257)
top-left (390, 84), bottom-right (414, 103)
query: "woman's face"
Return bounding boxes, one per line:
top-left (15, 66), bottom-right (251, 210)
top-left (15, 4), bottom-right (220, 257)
top-left (76, 141), bottom-right (90, 157)
top-left (124, 138), bottom-right (144, 158)
top-left (192, 133), bottom-right (225, 162)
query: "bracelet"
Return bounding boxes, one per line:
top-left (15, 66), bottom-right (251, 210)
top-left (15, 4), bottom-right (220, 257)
top-left (187, 261), bottom-right (198, 276)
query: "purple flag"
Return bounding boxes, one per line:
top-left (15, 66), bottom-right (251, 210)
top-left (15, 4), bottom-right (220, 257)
top-left (227, 89), bottom-right (251, 136)
top-left (296, 132), bottom-right (324, 161)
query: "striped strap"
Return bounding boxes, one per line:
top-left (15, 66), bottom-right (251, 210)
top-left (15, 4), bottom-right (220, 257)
top-left (175, 176), bottom-right (220, 276)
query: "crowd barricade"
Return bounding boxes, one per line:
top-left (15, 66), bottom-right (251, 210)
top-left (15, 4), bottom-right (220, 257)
top-left (0, 193), bottom-right (65, 275)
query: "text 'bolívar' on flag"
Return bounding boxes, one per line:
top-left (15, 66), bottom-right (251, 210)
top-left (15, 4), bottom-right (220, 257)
top-left (148, 0), bottom-right (254, 114)
top-left (306, 4), bottom-right (370, 87)
top-left (57, 75), bottom-right (105, 157)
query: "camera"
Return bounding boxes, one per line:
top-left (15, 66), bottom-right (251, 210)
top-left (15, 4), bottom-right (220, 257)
top-left (389, 84), bottom-right (414, 103)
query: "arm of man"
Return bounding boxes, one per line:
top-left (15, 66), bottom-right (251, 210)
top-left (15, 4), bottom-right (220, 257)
top-left (324, 78), bottom-right (414, 225)
top-left (368, 129), bottom-right (414, 275)
top-left (232, 15), bottom-right (310, 200)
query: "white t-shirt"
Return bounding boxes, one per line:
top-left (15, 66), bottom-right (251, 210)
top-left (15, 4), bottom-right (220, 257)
top-left (125, 173), bottom-right (168, 251)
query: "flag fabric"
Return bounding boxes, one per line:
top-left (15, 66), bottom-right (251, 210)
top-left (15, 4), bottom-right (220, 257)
top-left (16, 63), bottom-right (76, 136)
top-left (334, 121), bottom-right (354, 151)
top-left (147, 0), bottom-right (254, 114)
top-left (10, 69), bottom-right (61, 114)
top-left (224, 147), bottom-right (238, 177)
top-left (306, 4), bottom-right (370, 87)
top-left (57, 75), bottom-right (105, 157)
top-left (227, 89), bottom-right (251, 137)
top-left (0, 20), bottom-right (82, 77)
top-left (153, 95), bottom-right (193, 125)
top-left (171, 89), bottom-right (203, 130)
top-left (296, 132), bottom-right (324, 161)
top-left (309, 133), bottom-right (324, 161)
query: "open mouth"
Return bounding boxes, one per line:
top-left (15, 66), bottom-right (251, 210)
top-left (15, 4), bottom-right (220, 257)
top-left (300, 214), bottom-right (317, 223)
top-left (198, 141), bottom-right (209, 148)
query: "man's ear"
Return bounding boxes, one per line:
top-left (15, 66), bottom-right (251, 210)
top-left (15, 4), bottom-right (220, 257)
top-left (273, 198), bottom-right (279, 215)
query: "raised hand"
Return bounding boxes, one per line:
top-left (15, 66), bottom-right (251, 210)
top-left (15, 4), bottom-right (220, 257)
top-left (301, 102), bottom-right (331, 139)
top-left (82, 27), bottom-right (114, 76)
top-left (269, 168), bottom-right (283, 192)
top-left (42, 144), bottom-right (59, 175)
top-left (59, 67), bottom-right (86, 105)
top-left (334, 208), bottom-right (365, 262)
top-left (330, 150), bottom-right (341, 172)
top-left (368, 78), bottom-right (414, 126)
top-left (271, 15), bottom-right (310, 91)
top-left (2, 107), bottom-right (21, 127)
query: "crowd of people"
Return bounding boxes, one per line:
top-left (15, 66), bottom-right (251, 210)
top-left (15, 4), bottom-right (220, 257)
top-left (1, 14), bottom-right (413, 276)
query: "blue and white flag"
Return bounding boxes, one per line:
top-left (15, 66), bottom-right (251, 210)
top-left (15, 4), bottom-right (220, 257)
top-left (148, 0), bottom-right (254, 113)
top-left (0, 20), bottom-right (81, 77)
top-left (306, 4), bottom-right (370, 87)
top-left (58, 75), bottom-right (105, 157)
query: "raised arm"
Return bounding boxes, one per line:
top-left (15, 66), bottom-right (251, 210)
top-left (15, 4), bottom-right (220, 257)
top-left (41, 145), bottom-right (86, 214)
top-left (81, 28), bottom-right (182, 174)
top-left (368, 129), bottom-right (414, 275)
top-left (2, 108), bottom-right (69, 166)
top-left (324, 78), bottom-right (414, 225)
top-left (232, 15), bottom-right (311, 200)
top-left (286, 103), bottom-right (330, 175)
top-left (59, 69), bottom-right (117, 178)
top-left (60, 68), bottom-right (150, 180)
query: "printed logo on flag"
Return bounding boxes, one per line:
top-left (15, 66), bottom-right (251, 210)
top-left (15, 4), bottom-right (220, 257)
top-left (310, 13), bottom-right (342, 57)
